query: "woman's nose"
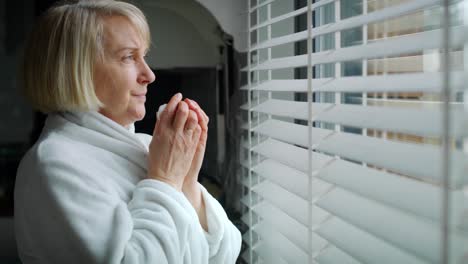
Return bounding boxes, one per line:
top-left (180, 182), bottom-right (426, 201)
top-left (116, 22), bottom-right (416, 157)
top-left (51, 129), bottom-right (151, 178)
top-left (138, 61), bottom-right (156, 85)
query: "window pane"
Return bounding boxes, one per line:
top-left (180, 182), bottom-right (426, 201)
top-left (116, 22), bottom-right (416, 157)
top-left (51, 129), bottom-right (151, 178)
top-left (341, 60), bottom-right (362, 76)
top-left (259, 6), bottom-right (268, 24)
top-left (250, 30), bottom-right (257, 46)
top-left (341, 26), bottom-right (363, 47)
top-left (341, 0), bottom-right (362, 20)
top-left (250, 11), bottom-right (257, 27)
top-left (314, 63), bottom-right (335, 78)
top-left (314, 2), bottom-right (335, 27)
top-left (314, 32), bottom-right (335, 52)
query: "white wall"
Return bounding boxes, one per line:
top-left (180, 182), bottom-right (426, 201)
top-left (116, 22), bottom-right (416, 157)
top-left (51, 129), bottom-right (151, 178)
top-left (136, 0), bottom-right (226, 69)
top-left (195, 0), bottom-right (248, 52)
top-left (144, 7), bottom-right (219, 68)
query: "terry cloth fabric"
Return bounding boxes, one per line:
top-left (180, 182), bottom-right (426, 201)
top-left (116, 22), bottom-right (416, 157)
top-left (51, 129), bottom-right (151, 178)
top-left (14, 110), bottom-right (241, 264)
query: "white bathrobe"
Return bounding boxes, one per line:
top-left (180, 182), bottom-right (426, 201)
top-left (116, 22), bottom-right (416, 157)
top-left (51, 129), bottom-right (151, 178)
top-left (14, 110), bottom-right (242, 264)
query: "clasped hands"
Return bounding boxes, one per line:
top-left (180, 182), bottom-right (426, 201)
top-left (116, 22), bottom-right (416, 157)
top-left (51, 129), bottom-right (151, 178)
top-left (147, 93), bottom-right (209, 229)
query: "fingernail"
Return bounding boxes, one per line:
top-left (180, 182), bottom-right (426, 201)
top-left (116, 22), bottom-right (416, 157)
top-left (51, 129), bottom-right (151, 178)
top-left (175, 93), bottom-right (182, 99)
top-left (192, 100), bottom-right (199, 106)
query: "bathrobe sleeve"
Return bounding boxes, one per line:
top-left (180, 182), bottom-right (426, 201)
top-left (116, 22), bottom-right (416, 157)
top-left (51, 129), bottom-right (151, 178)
top-left (19, 150), bottom-right (210, 264)
top-left (199, 185), bottom-right (242, 264)
top-left (135, 133), bottom-right (242, 264)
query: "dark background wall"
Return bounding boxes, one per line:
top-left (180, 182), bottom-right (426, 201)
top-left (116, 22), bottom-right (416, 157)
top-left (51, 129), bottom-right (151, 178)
top-left (0, 1), bottom-right (36, 262)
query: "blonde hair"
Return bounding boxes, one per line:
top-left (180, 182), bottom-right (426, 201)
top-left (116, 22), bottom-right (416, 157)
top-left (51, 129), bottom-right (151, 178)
top-left (20, 0), bottom-right (150, 113)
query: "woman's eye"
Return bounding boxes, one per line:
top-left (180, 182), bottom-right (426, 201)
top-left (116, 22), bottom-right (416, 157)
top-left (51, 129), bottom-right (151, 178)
top-left (123, 55), bottom-right (134, 61)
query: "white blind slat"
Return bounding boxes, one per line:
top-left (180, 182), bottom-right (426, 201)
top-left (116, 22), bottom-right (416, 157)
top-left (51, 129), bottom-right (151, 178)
top-left (241, 250), bottom-right (251, 264)
top-left (313, 71), bottom-right (465, 93)
top-left (249, 0), bottom-right (274, 13)
top-left (253, 159), bottom-right (332, 200)
top-left (241, 193), bottom-right (252, 208)
top-left (252, 118), bottom-right (466, 185)
top-left (253, 181), bottom-right (307, 225)
top-left (253, 119), bottom-right (332, 147)
top-left (315, 245), bottom-right (361, 264)
top-left (252, 30), bottom-right (308, 51)
top-left (250, 0), bottom-right (441, 51)
top-left (312, 0), bottom-right (440, 39)
top-left (251, 138), bottom-right (333, 172)
top-left (241, 122), bottom-right (250, 130)
top-left (250, 7), bottom-right (307, 32)
top-left (242, 231), bottom-right (253, 247)
top-left (259, 251), bottom-right (289, 264)
top-left (314, 103), bottom-right (466, 138)
top-left (241, 210), bottom-right (252, 226)
top-left (317, 217), bottom-right (427, 264)
top-left (251, 27), bottom-right (463, 71)
top-left (317, 131), bottom-right (467, 186)
top-left (241, 178), bottom-right (250, 188)
top-left (249, 99), bottom-right (330, 121)
top-left (253, 181), bottom-right (330, 227)
top-left (317, 187), bottom-right (466, 263)
top-left (319, 159), bottom-right (468, 229)
top-left (254, 223), bottom-right (329, 262)
top-left (250, 99), bottom-right (466, 138)
top-left (253, 201), bottom-right (308, 251)
top-left (245, 71), bottom-right (465, 93)
top-left (250, 0), bottom-right (336, 32)
top-left (254, 223), bottom-right (308, 263)
top-left (240, 159), bottom-right (250, 170)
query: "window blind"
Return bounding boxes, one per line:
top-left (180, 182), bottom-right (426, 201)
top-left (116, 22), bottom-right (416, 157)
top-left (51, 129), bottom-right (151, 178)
top-left (239, 0), bottom-right (468, 263)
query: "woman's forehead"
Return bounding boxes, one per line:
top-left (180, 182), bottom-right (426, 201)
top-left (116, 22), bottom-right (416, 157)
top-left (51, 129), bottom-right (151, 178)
top-left (102, 16), bottom-right (147, 53)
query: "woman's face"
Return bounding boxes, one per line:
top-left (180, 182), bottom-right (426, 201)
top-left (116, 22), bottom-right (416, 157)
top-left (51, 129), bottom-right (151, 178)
top-left (94, 16), bottom-right (155, 127)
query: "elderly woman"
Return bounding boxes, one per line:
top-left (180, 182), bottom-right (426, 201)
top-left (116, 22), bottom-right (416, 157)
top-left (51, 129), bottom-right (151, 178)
top-left (14, 0), bottom-right (241, 263)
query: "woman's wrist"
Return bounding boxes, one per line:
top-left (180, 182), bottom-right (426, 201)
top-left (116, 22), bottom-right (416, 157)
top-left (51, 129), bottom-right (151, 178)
top-left (182, 181), bottom-right (202, 208)
top-left (147, 172), bottom-right (183, 192)
top-left (183, 182), bottom-right (208, 231)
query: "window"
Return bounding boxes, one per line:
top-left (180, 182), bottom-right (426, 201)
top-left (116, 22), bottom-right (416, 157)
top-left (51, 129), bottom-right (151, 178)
top-left (341, 60), bottom-right (362, 76)
top-left (341, 0), bottom-right (362, 19)
top-left (341, 26), bottom-right (363, 47)
top-left (240, 0), bottom-right (468, 263)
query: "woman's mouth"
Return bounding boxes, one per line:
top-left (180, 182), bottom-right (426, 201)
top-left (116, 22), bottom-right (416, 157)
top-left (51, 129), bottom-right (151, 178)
top-left (132, 93), bottom-right (146, 102)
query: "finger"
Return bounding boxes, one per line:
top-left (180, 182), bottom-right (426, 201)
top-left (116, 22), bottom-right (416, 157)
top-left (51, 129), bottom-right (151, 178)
top-left (198, 107), bottom-right (209, 127)
top-left (184, 98), bottom-right (196, 110)
top-left (192, 100), bottom-right (209, 124)
top-left (196, 108), bottom-right (208, 131)
top-left (184, 98), bottom-right (203, 120)
top-left (203, 111), bottom-right (209, 124)
top-left (186, 99), bottom-right (208, 129)
top-left (160, 93), bottom-right (183, 123)
top-left (198, 124), bottom-right (207, 146)
top-left (184, 98), bottom-right (200, 112)
top-left (184, 110), bottom-right (198, 133)
top-left (193, 108), bottom-right (207, 149)
top-left (173, 101), bottom-right (189, 131)
top-left (191, 124), bottom-right (202, 143)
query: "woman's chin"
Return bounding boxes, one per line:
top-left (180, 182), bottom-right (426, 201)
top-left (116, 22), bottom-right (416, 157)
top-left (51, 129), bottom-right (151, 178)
top-left (132, 107), bottom-right (146, 122)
